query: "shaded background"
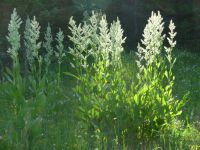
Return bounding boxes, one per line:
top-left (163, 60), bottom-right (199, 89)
top-left (0, 0), bottom-right (200, 56)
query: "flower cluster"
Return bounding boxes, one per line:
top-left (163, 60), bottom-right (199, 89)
top-left (136, 11), bottom-right (165, 73)
top-left (7, 8), bottom-right (22, 60)
top-left (68, 11), bottom-right (126, 70)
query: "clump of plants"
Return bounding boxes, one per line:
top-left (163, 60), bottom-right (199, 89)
top-left (133, 11), bottom-right (186, 138)
top-left (67, 11), bottom-right (128, 147)
top-left (0, 9), bottom-right (73, 150)
top-left (68, 11), bottom-right (190, 148)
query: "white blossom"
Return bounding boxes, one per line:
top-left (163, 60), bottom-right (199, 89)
top-left (24, 16), bottom-right (41, 66)
top-left (55, 29), bottom-right (65, 65)
top-left (136, 11), bottom-right (165, 73)
top-left (7, 8), bottom-right (22, 60)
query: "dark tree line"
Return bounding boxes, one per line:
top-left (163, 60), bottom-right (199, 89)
top-left (0, 0), bottom-right (200, 54)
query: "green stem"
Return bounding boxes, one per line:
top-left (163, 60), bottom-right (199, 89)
top-left (57, 63), bottom-right (61, 86)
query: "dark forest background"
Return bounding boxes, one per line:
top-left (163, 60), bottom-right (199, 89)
top-left (0, 0), bottom-right (200, 55)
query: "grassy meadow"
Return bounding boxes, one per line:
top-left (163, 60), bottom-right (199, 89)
top-left (0, 9), bottom-right (200, 150)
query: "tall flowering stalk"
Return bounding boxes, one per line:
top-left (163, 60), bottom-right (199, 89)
top-left (136, 11), bottom-right (165, 76)
top-left (98, 15), bottom-right (111, 66)
top-left (165, 20), bottom-right (177, 71)
top-left (68, 17), bottom-right (92, 71)
top-left (24, 16), bottom-right (42, 79)
top-left (110, 18), bottom-right (126, 67)
top-left (55, 28), bottom-right (65, 84)
top-left (6, 8), bottom-right (26, 119)
top-left (7, 8), bottom-right (22, 84)
top-left (24, 16), bottom-right (31, 71)
top-left (43, 23), bottom-right (53, 74)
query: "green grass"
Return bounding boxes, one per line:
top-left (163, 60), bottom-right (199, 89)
top-left (174, 50), bottom-right (200, 123)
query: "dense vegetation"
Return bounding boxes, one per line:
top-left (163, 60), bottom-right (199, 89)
top-left (0, 8), bottom-right (199, 149)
